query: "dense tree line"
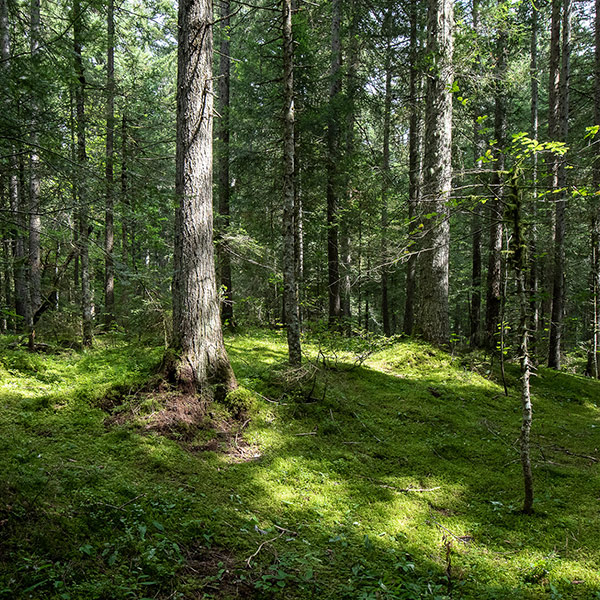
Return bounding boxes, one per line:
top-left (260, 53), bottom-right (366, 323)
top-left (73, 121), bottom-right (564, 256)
top-left (1, 0), bottom-right (599, 380)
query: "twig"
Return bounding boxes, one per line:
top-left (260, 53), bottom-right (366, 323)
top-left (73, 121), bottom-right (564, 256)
top-left (246, 531), bottom-right (284, 567)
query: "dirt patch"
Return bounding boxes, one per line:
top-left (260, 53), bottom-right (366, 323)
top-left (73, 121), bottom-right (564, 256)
top-left (183, 546), bottom-right (254, 598)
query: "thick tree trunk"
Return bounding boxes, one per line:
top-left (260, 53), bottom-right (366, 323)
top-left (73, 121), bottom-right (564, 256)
top-left (282, 0), bottom-right (301, 365)
top-left (166, 0), bottom-right (236, 396)
top-left (74, 0), bottom-right (93, 347)
top-left (548, 0), bottom-right (571, 370)
top-left (327, 0), bottom-right (341, 328)
top-left (485, 2), bottom-right (507, 353)
top-left (403, 0), bottom-right (422, 336)
top-left (415, 0), bottom-right (453, 346)
top-left (28, 0), bottom-right (41, 350)
top-left (217, 0), bottom-right (234, 327)
top-left (104, 0), bottom-right (115, 329)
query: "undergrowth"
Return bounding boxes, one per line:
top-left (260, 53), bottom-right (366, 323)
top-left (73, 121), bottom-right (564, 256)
top-left (0, 330), bottom-right (599, 599)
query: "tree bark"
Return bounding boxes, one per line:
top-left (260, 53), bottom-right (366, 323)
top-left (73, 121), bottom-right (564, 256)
top-left (415, 0), bottom-right (453, 346)
top-left (485, 0), bottom-right (507, 353)
top-left (217, 0), bottom-right (234, 328)
top-left (104, 0), bottom-right (115, 329)
top-left (529, 2), bottom-right (540, 359)
top-left (327, 0), bottom-right (342, 328)
top-left (74, 0), bottom-right (93, 347)
top-left (548, 0), bottom-right (571, 370)
top-left (590, 0), bottom-right (600, 378)
top-left (508, 171), bottom-right (534, 515)
top-left (469, 0), bottom-right (482, 348)
top-left (282, 0), bottom-right (301, 365)
top-left (166, 0), bottom-right (237, 397)
top-left (381, 6), bottom-right (392, 338)
top-left (404, 0), bottom-right (422, 336)
top-left (28, 0), bottom-right (42, 349)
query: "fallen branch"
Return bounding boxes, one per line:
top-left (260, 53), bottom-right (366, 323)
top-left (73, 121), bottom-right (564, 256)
top-left (246, 531), bottom-right (284, 567)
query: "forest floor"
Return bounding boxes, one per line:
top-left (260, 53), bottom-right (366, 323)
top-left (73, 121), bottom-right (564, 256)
top-left (0, 329), bottom-right (599, 599)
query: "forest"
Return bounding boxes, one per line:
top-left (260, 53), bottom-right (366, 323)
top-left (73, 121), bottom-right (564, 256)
top-left (1, 0), bottom-right (600, 598)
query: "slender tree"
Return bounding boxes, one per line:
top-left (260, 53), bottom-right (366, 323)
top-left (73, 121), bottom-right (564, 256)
top-left (403, 0), bottom-right (422, 336)
top-left (548, 0), bottom-right (571, 370)
top-left (414, 0), bottom-right (453, 345)
top-left (104, 0), bottom-right (115, 329)
top-left (327, 0), bottom-right (342, 328)
top-left (28, 0), bottom-right (41, 349)
top-left (485, 0), bottom-right (508, 353)
top-left (282, 0), bottom-right (301, 365)
top-left (73, 0), bottom-right (93, 347)
top-left (217, 0), bottom-right (234, 327)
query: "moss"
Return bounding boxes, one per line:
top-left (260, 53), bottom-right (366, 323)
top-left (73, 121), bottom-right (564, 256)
top-left (221, 386), bottom-right (257, 416)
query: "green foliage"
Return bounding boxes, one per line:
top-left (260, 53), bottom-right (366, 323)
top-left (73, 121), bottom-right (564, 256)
top-left (222, 386), bottom-right (257, 417)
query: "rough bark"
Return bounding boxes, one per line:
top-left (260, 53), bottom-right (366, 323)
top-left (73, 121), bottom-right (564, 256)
top-left (166, 0), bottom-right (237, 397)
top-left (403, 0), bottom-right (422, 336)
top-left (217, 0), bottom-right (234, 327)
top-left (381, 7), bottom-right (392, 338)
top-left (326, 0), bottom-right (342, 328)
top-left (415, 0), bottom-right (453, 346)
top-left (548, 0), bottom-right (571, 370)
top-left (485, 1), bottom-right (507, 353)
top-left (74, 0), bottom-right (93, 347)
top-left (121, 114), bottom-right (129, 267)
top-left (282, 0), bottom-right (301, 365)
top-left (28, 0), bottom-right (41, 349)
top-left (469, 0), bottom-right (482, 348)
top-left (104, 0), bottom-right (115, 329)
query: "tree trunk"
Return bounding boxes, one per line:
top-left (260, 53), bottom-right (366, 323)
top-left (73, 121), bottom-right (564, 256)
top-left (166, 0), bottom-right (236, 397)
top-left (104, 0), bottom-right (115, 329)
top-left (529, 2), bottom-right (540, 359)
top-left (548, 0), bottom-right (571, 370)
top-left (590, 0), bottom-right (600, 378)
top-left (485, 1), bottom-right (508, 353)
top-left (508, 171), bottom-right (534, 514)
top-left (217, 0), bottom-right (234, 328)
top-left (327, 0), bottom-right (341, 328)
top-left (469, 0), bottom-right (482, 348)
top-left (381, 7), bottom-right (392, 338)
top-left (403, 0), bottom-right (422, 336)
top-left (415, 0), bottom-right (453, 346)
top-left (74, 0), bottom-right (93, 348)
top-left (282, 0), bottom-right (301, 365)
top-left (121, 113), bottom-right (129, 267)
top-left (28, 0), bottom-right (41, 349)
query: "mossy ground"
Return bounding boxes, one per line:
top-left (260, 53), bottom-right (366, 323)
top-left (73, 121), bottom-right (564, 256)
top-left (0, 330), bottom-right (599, 599)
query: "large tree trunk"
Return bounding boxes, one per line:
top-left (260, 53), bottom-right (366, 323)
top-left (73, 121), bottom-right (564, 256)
top-left (28, 0), bottom-right (41, 350)
top-left (403, 0), bottom-right (422, 336)
top-left (74, 0), bottom-right (93, 348)
top-left (104, 0), bottom-right (115, 329)
top-left (414, 0), bottom-right (453, 346)
top-left (166, 0), bottom-right (236, 397)
top-left (217, 0), bottom-right (234, 328)
top-left (282, 0), bottom-right (301, 365)
top-left (485, 1), bottom-right (507, 353)
top-left (326, 0), bottom-right (341, 328)
top-left (548, 0), bottom-right (571, 370)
